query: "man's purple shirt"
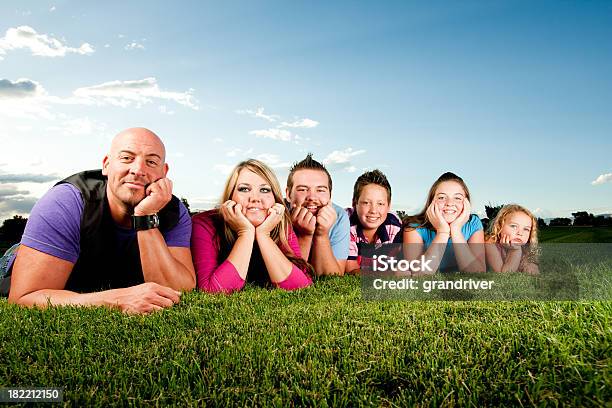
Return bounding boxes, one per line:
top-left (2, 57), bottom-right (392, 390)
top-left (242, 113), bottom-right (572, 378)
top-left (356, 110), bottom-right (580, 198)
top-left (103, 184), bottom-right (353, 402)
top-left (7, 183), bottom-right (191, 270)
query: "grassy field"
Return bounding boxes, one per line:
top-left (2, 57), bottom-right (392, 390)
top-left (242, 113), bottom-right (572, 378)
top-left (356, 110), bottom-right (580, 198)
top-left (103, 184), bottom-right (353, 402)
top-left (539, 226), bottom-right (612, 243)
top-left (1, 277), bottom-right (610, 407)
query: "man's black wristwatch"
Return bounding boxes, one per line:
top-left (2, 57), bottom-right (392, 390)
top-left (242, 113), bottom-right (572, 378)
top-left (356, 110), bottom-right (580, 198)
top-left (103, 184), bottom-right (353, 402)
top-left (132, 213), bottom-right (160, 231)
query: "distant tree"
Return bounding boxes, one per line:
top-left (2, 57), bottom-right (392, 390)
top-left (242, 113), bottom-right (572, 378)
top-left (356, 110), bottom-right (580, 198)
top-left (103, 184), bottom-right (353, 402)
top-left (537, 218), bottom-right (547, 229)
top-left (180, 197), bottom-right (194, 216)
top-left (549, 217), bottom-right (572, 227)
top-left (481, 218), bottom-right (490, 232)
top-left (485, 204), bottom-right (504, 221)
top-left (0, 215), bottom-right (28, 243)
top-left (593, 215), bottom-right (612, 227)
top-left (396, 210), bottom-right (408, 222)
top-left (571, 211), bottom-right (594, 226)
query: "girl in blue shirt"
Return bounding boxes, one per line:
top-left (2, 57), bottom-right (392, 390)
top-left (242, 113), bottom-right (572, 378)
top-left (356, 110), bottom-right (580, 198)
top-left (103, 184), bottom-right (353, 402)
top-left (403, 172), bottom-right (485, 274)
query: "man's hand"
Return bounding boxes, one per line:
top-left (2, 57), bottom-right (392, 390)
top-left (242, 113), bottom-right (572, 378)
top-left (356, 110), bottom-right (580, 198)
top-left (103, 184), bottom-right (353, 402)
top-left (290, 205), bottom-right (316, 236)
top-left (314, 203), bottom-right (337, 237)
top-left (134, 178), bottom-right (173, 216)
top-left (113, 282), bottom-right (181, 314)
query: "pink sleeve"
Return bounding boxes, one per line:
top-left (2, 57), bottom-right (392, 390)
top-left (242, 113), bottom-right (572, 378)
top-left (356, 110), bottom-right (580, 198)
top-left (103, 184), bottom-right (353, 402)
top-left (275, 226), bottom-right (313, 290)
top-left (191, 211), bottom-right (246, 293)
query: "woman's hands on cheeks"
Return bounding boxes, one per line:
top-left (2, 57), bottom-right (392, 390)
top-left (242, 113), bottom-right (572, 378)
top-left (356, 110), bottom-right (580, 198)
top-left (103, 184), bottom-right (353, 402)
top-left (256, 203), bottom-right (285, 238)
top-left (427, 201), bottom-right (450, 234)
top-left (450, 198), bottom-right (471, 233)
top-left (220, 200), bottom-right (255, 237)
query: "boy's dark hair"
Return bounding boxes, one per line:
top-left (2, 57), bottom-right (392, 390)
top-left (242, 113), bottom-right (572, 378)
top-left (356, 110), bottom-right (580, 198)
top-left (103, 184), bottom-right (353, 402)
top-left (352, 169), bottom-right (391, 207)
top-left (286, 153), bottom-right (333, 192)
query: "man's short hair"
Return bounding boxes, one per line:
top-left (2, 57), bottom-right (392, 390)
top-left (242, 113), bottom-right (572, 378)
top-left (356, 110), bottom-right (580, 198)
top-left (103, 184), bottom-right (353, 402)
top-left (352, 169), bottom-right (392, 206)
top-left (287, 153), bottom-right (333, 192)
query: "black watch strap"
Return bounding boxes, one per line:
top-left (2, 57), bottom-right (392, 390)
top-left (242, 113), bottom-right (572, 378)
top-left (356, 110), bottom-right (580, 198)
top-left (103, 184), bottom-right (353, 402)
top-left (132, 213), bottom-right (160, 231)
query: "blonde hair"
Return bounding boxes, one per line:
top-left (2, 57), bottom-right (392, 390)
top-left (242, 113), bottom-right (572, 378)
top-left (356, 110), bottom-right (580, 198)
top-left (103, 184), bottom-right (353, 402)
top-left (486, 204), bottom-right (539, 269)
top-left (486, 204), bottom-right (538, 245)
top-left (219, 159), bottom-right (311, 273)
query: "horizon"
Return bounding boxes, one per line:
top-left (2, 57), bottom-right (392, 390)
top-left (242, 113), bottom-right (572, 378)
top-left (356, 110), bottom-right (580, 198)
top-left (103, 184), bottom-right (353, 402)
top-left (1, 1), bottom-right (611, 220)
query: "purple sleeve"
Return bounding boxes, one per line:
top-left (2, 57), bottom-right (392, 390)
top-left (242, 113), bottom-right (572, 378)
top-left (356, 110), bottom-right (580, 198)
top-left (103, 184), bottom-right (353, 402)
top-left (191, 210), bottom-right (246, 293)
top-left (20, 183), bottom-right (83, 263)
top-left (275, 227), bottom-right (313, 290)
top-left (163, 200), bottom-right (191, 247)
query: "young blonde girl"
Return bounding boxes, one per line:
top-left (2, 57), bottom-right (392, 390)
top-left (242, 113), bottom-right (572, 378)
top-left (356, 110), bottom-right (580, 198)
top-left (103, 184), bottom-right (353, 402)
top-left (485, 204), bottom-right (539, 274)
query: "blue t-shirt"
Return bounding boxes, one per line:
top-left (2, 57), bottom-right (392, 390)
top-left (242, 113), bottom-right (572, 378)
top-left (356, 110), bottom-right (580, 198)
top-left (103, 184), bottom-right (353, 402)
top-left (412, 214), bottom-right (483, 271)
top-left (329, 203), bottom-right (350, 260)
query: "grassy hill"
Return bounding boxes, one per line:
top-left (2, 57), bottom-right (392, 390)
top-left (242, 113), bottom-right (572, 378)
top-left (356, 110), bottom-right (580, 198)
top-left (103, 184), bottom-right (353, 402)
top-left (1, 277), bottom-right (610, 406)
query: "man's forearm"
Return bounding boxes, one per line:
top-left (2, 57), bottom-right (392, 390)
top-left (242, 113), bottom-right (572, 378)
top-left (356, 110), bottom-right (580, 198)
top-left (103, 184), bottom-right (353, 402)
top-left (310, 234), bottom-right (343, 276)
top-left (137, 229), bottom-right (196, 290)
top-left (11, 288), bottom-right (119, 308)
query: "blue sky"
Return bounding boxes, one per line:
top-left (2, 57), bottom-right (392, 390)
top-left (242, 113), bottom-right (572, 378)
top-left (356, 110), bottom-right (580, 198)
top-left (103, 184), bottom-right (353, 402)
top-left (1, 1), bottom-right (611, 221)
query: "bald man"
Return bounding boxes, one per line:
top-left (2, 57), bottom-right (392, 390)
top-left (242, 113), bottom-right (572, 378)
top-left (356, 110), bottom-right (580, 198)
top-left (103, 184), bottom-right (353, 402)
top-left (4, 128), bottom-right (195, 314)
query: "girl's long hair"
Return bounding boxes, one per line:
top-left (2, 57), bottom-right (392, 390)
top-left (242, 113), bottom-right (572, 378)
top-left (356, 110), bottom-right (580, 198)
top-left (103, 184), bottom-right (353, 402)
top-left (403, 172), bottom-right (471, 231)
top-left (218, 159), bottom-right (312, 275)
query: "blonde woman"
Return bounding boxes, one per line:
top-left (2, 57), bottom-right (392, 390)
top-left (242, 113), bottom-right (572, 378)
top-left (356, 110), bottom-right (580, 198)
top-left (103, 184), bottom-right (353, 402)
top-left (485, 204), bottom-right (539, 274)
top-left (191, 159), bottom-right (312, 292)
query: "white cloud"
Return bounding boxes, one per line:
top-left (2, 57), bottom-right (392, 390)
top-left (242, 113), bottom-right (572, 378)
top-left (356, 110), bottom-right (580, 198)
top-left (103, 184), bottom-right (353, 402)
top-left (280, 118), bottom-right (319, 129)
top-left (46, 117), bottom-right (105, 136)
top-left (213, 164), bottom-right (234, 175)
top-left (0, 97), bottom-right (55, 120)
top-left (49, 6), bottom-right (56, 12)
top-left (190, 196), bottom-right (221, 210)
top-left (212, 137), bottom-right (223, 143)
top-left (226, 148), bottom-right (253, 157)
top-left (0, 172), bottom-right (58, 183)
top-left (158, 105), bottom-right (175, 115)
top-left (0, 78), bottom-right (46, 99)
top-left (249, 128), bottom-right (293, 141)
top-left (255, 153), bottom-right (291, 169)
top-left (323, 147), bottom-right (366, 165)
top-left (0, 26), bottom-right (94, 60)
top-left (124, 42), bottom-right (145, 51)
top-left (532, 208), bottom-right (553, 219)
top-left (0, 195), bottom-right (38, 219)
top-left (73, 77), bottom-right (199, 110)
top-left (236, 107), bottom-right (280, 123)
top-left (591, 173), bottom-right (612, 186)
top-left (15, 125), bottom-right (32, 132)
top-left (104, 44), bottom-right (110, 48)
top-left (0, 184), bottom-right (30, 198)
top-left (344, 165), bottom-right (357, 173)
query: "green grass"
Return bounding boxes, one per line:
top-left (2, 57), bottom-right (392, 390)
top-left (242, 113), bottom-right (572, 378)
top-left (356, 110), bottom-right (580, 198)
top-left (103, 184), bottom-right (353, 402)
top-left (539, 227), bottom-right (612, 243)
top-left (1, 277), bottom-right (610, 407)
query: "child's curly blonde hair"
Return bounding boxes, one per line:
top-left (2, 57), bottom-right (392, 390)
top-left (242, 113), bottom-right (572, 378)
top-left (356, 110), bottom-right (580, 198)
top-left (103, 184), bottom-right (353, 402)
top-left (486, 204), bottom-right (540, 270)
top-left (486, 204), bottom-right (538, 244)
